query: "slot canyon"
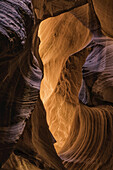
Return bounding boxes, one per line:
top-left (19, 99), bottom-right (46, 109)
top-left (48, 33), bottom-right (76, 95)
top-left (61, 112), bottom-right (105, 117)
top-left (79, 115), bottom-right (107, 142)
top-left (0, 0), bottom-right (113, 169)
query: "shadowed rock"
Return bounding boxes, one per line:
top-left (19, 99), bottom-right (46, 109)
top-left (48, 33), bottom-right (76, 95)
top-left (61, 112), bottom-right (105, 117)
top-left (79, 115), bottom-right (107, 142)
top-left (0, 0), bottom-right (41, 167)
top-left (1, 0), bottom-right (113, 169)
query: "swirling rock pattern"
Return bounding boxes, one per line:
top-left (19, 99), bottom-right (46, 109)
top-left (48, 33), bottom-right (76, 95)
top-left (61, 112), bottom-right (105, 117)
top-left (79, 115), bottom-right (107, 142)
top-left (79, 36), bottom-right (113, 106)
top-left (1, 0), bottom-right (113, 170)
top-left (0, 0), bottom-right (42, 167)
top-left (36, 0), bottom-right (113, 169)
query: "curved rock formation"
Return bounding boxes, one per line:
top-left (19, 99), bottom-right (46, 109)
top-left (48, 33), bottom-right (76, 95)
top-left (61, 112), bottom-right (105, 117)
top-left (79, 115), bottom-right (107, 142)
top-left (37, 0), bottom-right (113, 169)
top-left (0, 0), bottom-right (64, 169)
top-left (0, 0), bottom-right (37, 166)
top-left (1, 0), bottom-right (113, 170)
top-left (92, 0), bottom-right (113, 37)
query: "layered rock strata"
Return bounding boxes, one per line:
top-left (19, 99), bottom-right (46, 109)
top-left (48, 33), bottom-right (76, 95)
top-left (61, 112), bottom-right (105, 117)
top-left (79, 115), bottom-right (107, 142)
top-left (0, 0), bottom-right (113, 170)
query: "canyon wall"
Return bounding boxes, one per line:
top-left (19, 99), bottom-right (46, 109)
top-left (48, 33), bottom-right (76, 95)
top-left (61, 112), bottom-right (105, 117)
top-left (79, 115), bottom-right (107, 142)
top-left (0, 0), bottom-right (113, 169)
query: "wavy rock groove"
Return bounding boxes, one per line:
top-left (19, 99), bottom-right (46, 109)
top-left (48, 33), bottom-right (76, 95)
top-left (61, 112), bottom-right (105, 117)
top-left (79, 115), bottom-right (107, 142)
top-left (0, 0), bottom-right (113, 169)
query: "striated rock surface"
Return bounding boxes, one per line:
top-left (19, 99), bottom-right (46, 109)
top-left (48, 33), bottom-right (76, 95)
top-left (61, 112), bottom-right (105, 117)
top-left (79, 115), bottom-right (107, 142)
top-left (37, 0), bottom-right (113, 169)
top-left (39, 12), bottom-right (92, 104)
top-left (0, 0), bottom-right (38, 166)
top-left (92, 0), bottom-right (113, 37)
top-left (2, 98), bottom-right (64, 170)
top-left (32, 0), bottom-right (88, 20)
top-left (0, 0), bottom-right (113, 170)
top-left (0, 0), bottom-right (64, 169)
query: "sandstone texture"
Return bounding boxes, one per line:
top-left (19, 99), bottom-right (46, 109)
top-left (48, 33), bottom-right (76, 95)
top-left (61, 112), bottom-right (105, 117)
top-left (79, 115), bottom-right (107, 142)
top-left (0, 0), bottom-right (113, 170)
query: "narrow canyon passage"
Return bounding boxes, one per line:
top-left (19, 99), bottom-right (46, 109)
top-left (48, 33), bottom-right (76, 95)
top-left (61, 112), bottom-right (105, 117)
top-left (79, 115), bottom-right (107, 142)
top-left (0, 0), bottom-right (113, 169)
